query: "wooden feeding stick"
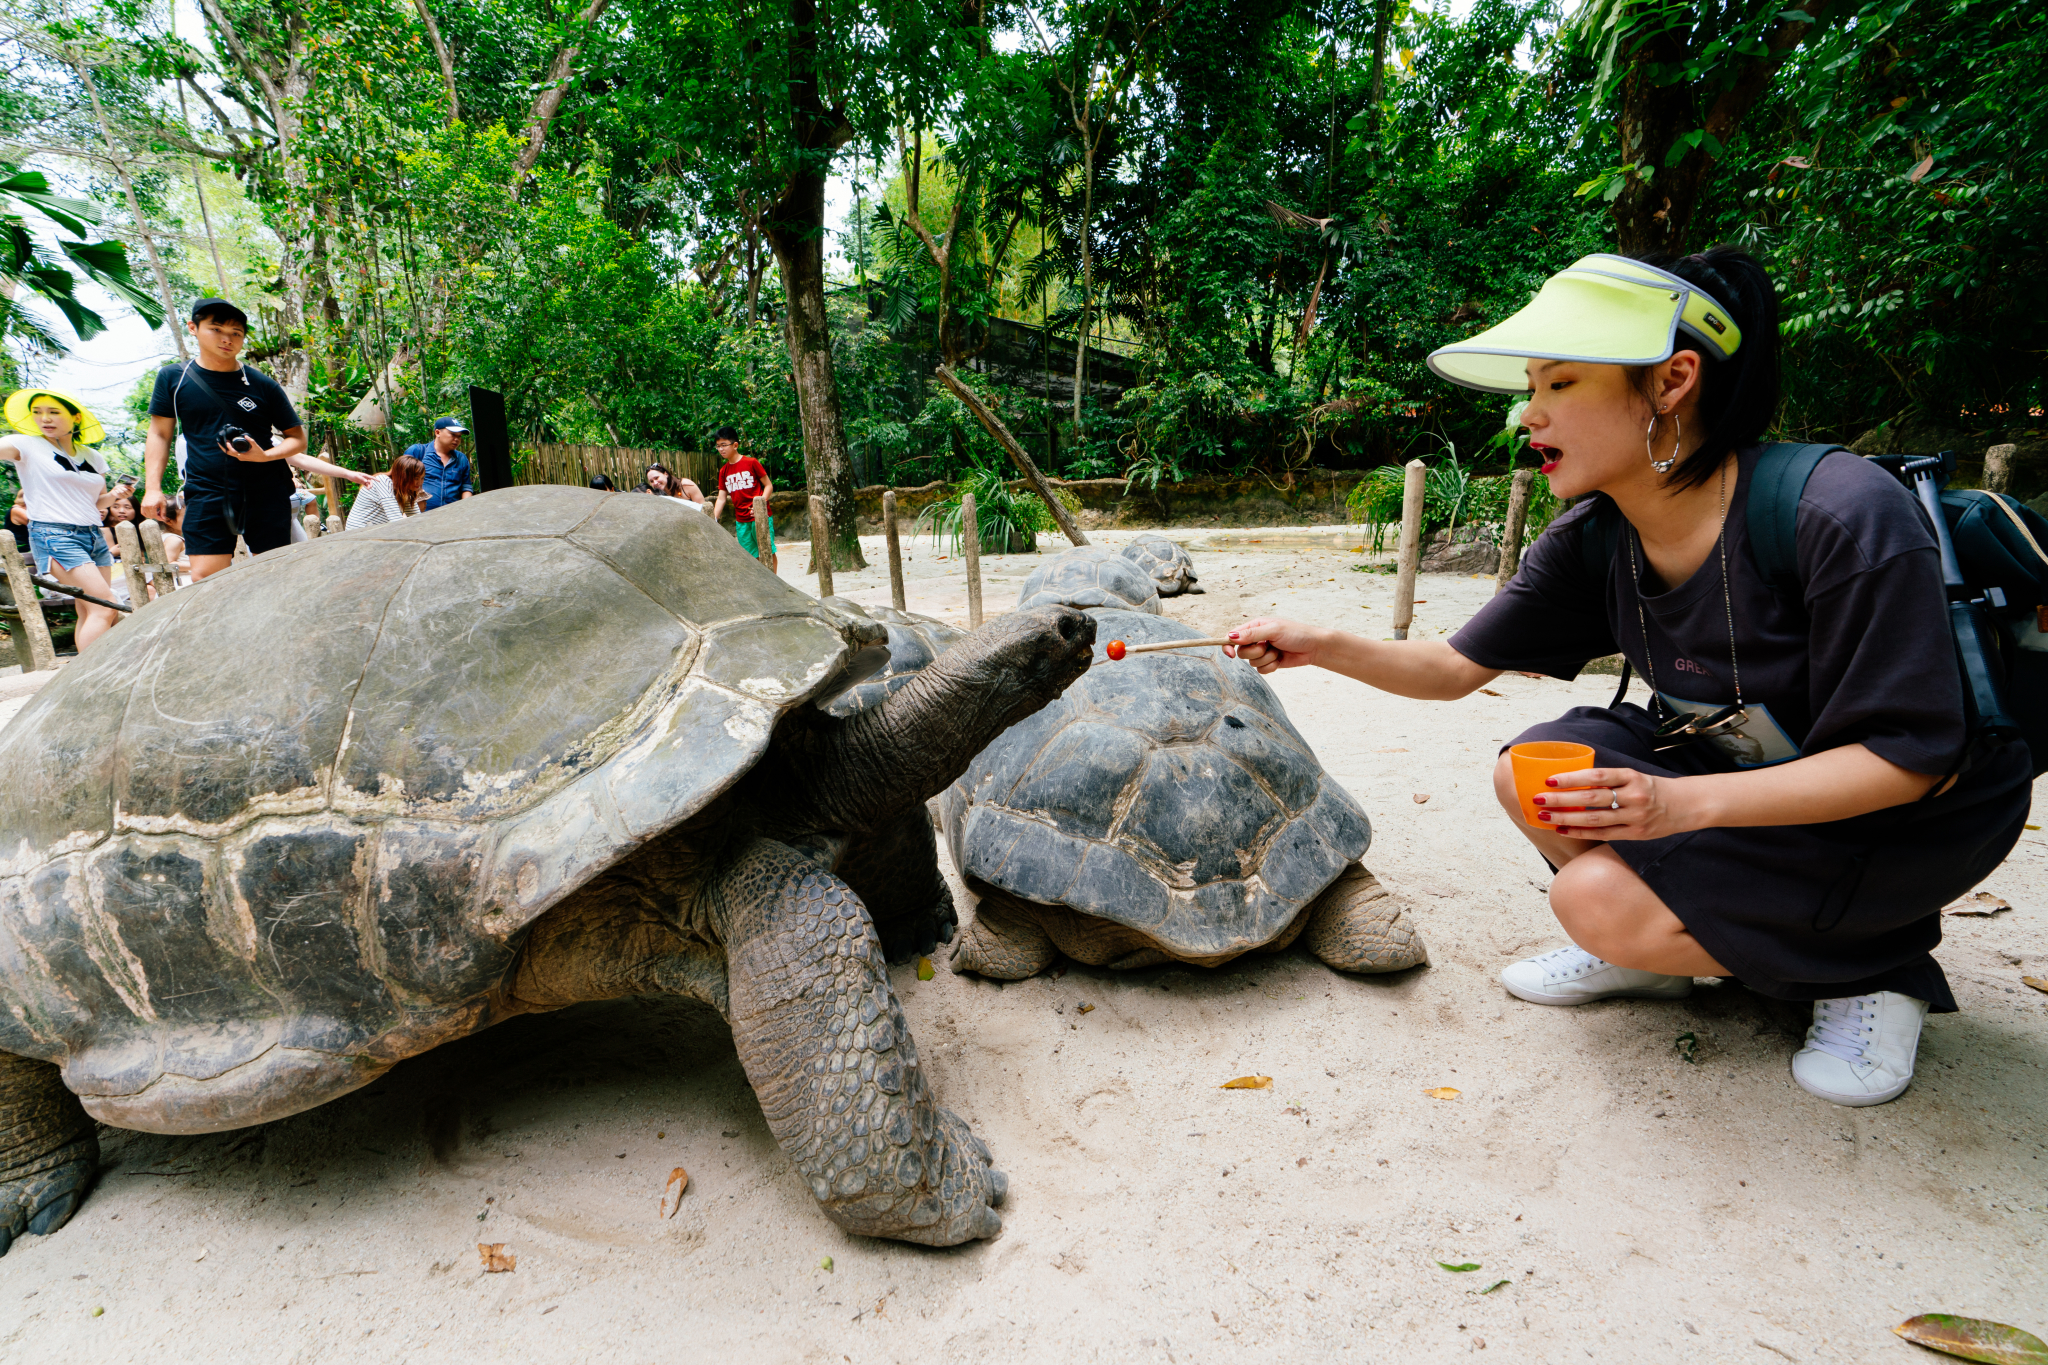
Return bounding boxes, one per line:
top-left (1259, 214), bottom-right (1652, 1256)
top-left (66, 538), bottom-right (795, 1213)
top-left (1103, 636), bottom-right (1233, 660)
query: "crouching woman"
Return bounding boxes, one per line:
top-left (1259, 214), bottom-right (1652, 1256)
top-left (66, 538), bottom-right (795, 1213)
top-left (1228, 248), bottom-right (2030, 1108)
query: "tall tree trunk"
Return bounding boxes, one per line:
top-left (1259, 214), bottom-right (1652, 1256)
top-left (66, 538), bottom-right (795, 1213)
top-left (1609, 1), bottom-right (1834, 252)
top-left (199, 0), bottom-right (315, 399)
top-left (513, 0), bottom-right (612, 183)
top-left (72, 59), bottom-right (186, 359)
top-left (1367, 0), bottom-right (1395, 117)
top-left (766, 0), bottom-right (863, 572)
top-left (768, 174), bottom-right (864, 573)
top-left (1071, 136), bottom-right (1092, 436)
top-left (411, 0), bottom-right (460, 125)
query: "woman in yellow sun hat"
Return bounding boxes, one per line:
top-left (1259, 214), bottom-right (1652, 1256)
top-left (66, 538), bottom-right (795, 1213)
top-left (0, 388), bottom-right (123, 651)
top-left (1226, 247), bottom-right (2030, 1110)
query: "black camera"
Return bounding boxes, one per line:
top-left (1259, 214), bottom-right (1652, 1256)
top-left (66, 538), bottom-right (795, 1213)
top-left (219, 424), bottom-right (256, 454)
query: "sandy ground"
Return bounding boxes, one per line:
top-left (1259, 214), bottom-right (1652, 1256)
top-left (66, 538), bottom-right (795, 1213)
top-left (2, 526), bottom-right (2045, 1364)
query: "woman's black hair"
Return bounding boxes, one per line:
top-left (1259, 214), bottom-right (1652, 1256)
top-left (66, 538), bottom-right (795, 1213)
top-left (1632, 245), bottom-right (1781, 493)
top-left (589, 473), bottom-right (615, 491)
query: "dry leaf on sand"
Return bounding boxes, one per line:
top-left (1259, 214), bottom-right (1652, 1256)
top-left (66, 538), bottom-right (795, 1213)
top-left (1479, 689), bottom-right (1505, 697)
top-left (1411, 793), bottom-right (1431, 804)
top-left (1892, 1313), bottom-right (2048, 1363)
top-left (1943, 892), bottom-right (2012, 917)
top-left (660, 1167), bottom-right (690, 1219)
top-left (1424, 1087), bottom-right (1461, 1100)
top-left (1220, 1075), bottom-right (1273, 1090)
top-left (2023, 977), bottom-right (2048, 996)
top-left (478, 1243), bottom-right (516, 1273)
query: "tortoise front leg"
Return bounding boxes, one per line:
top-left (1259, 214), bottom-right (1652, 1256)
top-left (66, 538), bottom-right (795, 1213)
top-left (706, 837), bottom-right (1003, 1246)
top-left (0, 1051), bottom-right (97, 1257)
top-left (835, 804), bottom-right (956, 964)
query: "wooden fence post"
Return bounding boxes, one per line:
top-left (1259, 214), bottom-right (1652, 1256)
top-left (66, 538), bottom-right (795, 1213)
top-left (0, 537), bottom-right (56, 672)
top-left (809, 495), bottom-right (834, 598)
top-left (327, 515), bottom-right (342, 535)
top-left (1391, 458), bottom-right (1426, 640)
top-left (961, 491), bottom-right (984, 628)
top-left (1985, 443), bottom-right (2017, 496)
top-left (114, 522), bottom-right (150, 607)
top-left (883, 490), bottom-right (906, 611)
top-left (1494, 467), bottom-right (1535, 596)
top-left (139, 520), bottom-right (178, 594)
top-left (304, 514), bottom-right (323, 539)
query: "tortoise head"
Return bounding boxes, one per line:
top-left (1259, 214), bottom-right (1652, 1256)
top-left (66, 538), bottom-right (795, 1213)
top-left (784, 605), bottom-right (1096, 837)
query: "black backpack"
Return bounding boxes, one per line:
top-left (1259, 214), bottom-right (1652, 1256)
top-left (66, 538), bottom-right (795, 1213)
top-left (1580, 442), bottom-right (2048, 778)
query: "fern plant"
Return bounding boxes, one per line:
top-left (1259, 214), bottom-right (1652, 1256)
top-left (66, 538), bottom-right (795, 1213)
top-left (916, 455), bottom-right (1082, 555)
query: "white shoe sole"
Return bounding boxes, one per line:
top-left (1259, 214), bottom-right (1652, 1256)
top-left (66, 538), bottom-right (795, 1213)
top-left (1501, 976), bottom-right (1694, 1007)
top-left (1792, 1060), bottom-right (1914, 1107)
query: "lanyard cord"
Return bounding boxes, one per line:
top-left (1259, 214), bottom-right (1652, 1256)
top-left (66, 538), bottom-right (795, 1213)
top-left (171, 359), bottom-right (252, 438)
top-left (1625, 458), bottom-right (1742, 715)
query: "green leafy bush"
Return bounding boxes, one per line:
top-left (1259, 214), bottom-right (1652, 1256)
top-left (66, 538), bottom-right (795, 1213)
top-left (915, 456), bottom-right (1082, 554)
top-left (1347, 433), bottom-right (1560, 553)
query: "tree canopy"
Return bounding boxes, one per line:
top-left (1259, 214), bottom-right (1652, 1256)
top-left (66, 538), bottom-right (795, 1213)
top-left (0, 0), bottom-right (2037, 531)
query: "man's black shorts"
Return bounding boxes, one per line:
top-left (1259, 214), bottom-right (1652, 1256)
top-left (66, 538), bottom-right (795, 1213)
top-left (181, 487), bottom-right (293, 558)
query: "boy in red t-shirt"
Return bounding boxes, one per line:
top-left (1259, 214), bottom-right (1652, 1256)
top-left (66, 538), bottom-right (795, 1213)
top-left (710, 426), bottom-right (775, 570)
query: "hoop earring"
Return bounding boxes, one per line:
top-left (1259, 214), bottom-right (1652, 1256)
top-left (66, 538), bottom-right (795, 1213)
top-left (1647, 409), bottom-right (1680, 475)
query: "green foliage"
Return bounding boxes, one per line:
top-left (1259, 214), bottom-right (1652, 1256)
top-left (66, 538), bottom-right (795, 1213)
top-left (43, 0), bottom-right (2032, 514)
top-left (1347, 422), bottom-right (1558, 551)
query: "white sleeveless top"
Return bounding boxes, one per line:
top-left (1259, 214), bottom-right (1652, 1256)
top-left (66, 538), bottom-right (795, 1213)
top-left (8, 433), bottom-right (106, 528)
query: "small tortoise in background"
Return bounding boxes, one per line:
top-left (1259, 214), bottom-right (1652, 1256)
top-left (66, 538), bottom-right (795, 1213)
top-left (1120, 533), bottom-right (1200, 596)
top-left (0, 487), bottom-right (1095, 1253)
top-left (1016, 545), bottom-right (1160, 615)
top-left (943, 610), bottom-right (1429, 979)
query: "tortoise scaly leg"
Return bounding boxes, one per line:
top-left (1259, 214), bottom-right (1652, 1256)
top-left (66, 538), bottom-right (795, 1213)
top-left (1300, 864), bottom-right (1431, 974)
top-left (709, 837), bottom-right (1004, 1246)
top-left (0, 1052), bottom-right (97, 1257)
top-left (835, 805), bottom-right (956, 963)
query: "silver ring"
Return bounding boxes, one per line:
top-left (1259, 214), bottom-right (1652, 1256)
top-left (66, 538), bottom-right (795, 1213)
top-left (1609, 794), bottom-right (1621, 810)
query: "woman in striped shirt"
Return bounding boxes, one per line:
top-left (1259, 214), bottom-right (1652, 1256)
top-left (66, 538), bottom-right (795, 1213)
top-left (345, 452), bottom-right (426, 530)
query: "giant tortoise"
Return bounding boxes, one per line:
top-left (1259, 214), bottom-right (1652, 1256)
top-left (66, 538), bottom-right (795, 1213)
top-left (1119, 533), bottom-right (1200, 596)
top-left (943, 610), bottom-right (1428, 978)
top-left (1016, 545), bottom-right (1160, 615)
top-left (0, 487), bottom-right (1094, 1253)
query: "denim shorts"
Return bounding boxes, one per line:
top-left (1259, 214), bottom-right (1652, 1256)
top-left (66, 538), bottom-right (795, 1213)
top-left (29, 521), bottom-right (112, 574)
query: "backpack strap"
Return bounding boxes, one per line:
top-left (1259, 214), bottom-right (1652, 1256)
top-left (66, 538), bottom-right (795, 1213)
top-left (1746, 442), bottom-right (1840, 595)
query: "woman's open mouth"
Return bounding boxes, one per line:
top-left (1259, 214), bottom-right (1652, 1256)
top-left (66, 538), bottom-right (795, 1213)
top-left (1531, 443), bottom-right (1561, 474)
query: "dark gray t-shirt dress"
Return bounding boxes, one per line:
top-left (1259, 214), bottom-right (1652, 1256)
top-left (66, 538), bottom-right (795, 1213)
top-left (1451, 446), bottom-right (2032, 1012)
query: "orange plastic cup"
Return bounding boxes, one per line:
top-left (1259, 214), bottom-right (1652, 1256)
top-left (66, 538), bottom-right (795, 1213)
top-left (1509, 741), bottom-right (1595, 828)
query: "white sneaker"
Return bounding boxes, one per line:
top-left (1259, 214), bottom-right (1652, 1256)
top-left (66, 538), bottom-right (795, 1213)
top-left (1791, 992), bottom-right (1928, 1107)
top-left (1498, 945), bottom-right (1694, 1006)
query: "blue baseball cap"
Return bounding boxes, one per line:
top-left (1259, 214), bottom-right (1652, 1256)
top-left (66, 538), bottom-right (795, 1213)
top-left (433, 416), bottom-right (468, 433)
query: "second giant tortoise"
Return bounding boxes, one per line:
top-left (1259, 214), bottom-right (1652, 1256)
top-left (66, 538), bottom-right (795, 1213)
top-left (943, 610), bottom-right (1429, 978)
top-left (0, 487), bottom-right (1094, 1253)
top-left (1016, 545), bottom-right (1160, 615)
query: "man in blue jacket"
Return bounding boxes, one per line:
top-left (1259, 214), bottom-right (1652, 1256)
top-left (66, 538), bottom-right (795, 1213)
top-left (407, 417), bottom-right (473, 511)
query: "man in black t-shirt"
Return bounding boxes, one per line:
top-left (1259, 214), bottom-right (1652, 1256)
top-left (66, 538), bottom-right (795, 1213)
top-left (143, 299), bottom-right (311, 580)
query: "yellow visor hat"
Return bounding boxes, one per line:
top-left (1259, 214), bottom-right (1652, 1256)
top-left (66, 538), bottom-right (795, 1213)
top-left (1427, 254), bottom-right (1743, 395)
top-left (5, 388), bottom-right (106, 446)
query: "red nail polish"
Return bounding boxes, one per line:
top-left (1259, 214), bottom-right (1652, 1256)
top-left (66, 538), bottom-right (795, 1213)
top-left (1538, 812), bottom-right (1552, 821)
top-left (1532, 796), bottom-right (1545, 806)
top-left (1544, 777), bottom-right (1558, 787)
